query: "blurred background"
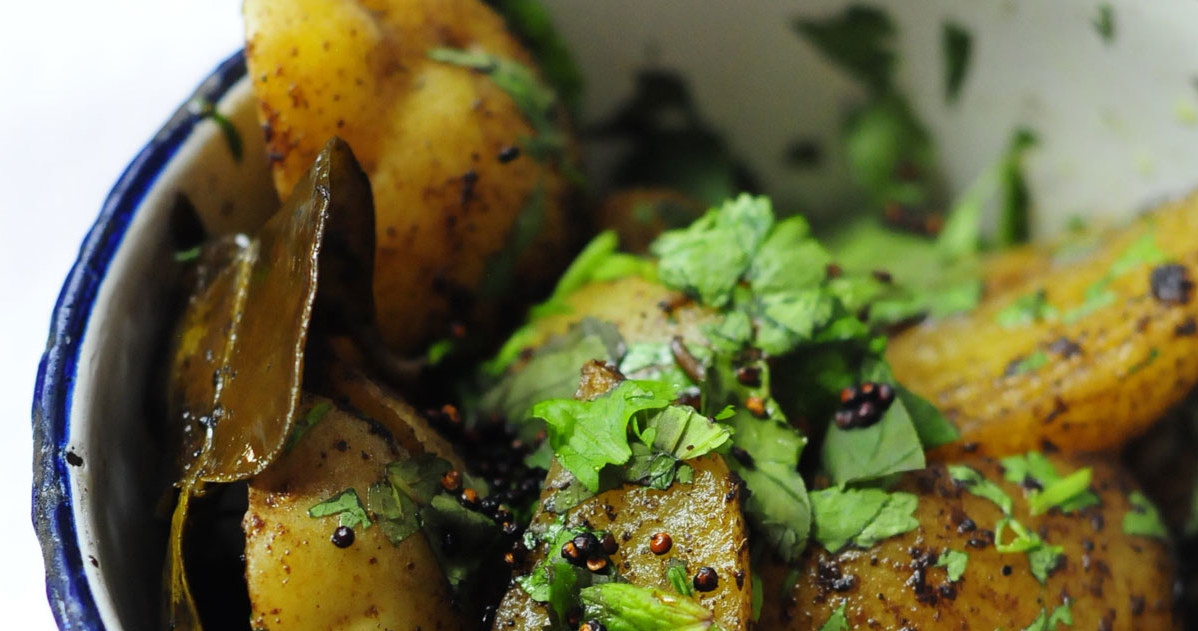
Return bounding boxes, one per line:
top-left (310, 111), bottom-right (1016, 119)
top-left (0, 2), bottom-right (241, 627)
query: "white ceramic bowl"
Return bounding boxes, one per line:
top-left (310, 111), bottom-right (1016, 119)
top-left (33, 2), bottom-right (1198, 628)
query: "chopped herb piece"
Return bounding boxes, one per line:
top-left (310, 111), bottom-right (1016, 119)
top-left (481, 318), bottom-right (624, 437)
top-left (308, 488), bottom-right (371, 530)
top-left (809, 487), bottom-right (919, 552)
top-left (996, 289), bottom-right (1057, 328)
top-left (666, 559), bottom-right (695, 597)
top-left (367, 482), bottom-right (421, 546)
top-left (1007, 350), bottom-right (1049, 376)
top-left (651, 194), bottom-right (774, 307)
top-left (996, 128), bottom-right (1038, 247)
top-left (284, 400), bottom-right (333, 452)
top-left (821, 392), bottom-right (925, 485)
top-left (747, 216), bottom-right (829, 295)
top-left (173, 246), bottom-right (202, 263)
top-left (479, 181), bottom-right (548, 297)
top-left (580, 583), bottom-right (717, 631)
top-left (425, 338), bottom-right (455, 365)
top-left (1127, 348), bottom-right (1160, 375)
top-left (897, 383), bottom-right (959, 449)
top-left (638, 405), bottom-right (732, 460)
top-left (386, 454), bottom-right (453, 506)
top-left (428, 48), bottom-right (567, 163)
top-left (816, 603), bottom-right (849, 631)
top-left (936, 548), bottom-right (968, 582)
top-left (948, 465), bottom-right (1014, 514)
top-left (485, 0), bottom-right (584, 116)
top-left (1023, 601), bottom-right (1074, 631)
top-left (1123, 491), bottom-right (1170, 540)
top-left (942, 22), bottom-right (973, 103)
top-left (1000, 452), bottom-right (1099, 514)
top-left (796, 6), bottom-right (895, 91)
top-left (1093, 3), bottom-right (1115, 43)
top-left (995, 517), bottom-right (1062, 584)
top-left (532, 379), bottom-right (676, 491)
top-left (189, 98), bottom-right (243, 162)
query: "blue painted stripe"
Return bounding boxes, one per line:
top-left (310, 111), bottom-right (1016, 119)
top-left (32, 50), bottom-right (248, 631)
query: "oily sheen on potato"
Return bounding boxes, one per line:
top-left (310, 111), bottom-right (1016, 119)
top-left (244, 0), bottom-right (576, 352)
top-left (243, 397), bottom-right (465, 630)
top-left (889, 194), bottom-right (1198, 458)
top-left (758, 455), bottom-right (1179, 631)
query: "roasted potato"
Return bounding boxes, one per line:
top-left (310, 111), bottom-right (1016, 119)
top-left (243, 397), bottom-right (465, 630)
top-left (244, 0), bottom-right (577, 352)
top-left (758, 455), bottom-right (1179, 630)
top-left (493, 454), bottom-right (753, 631)
top-left (889, 193), bottom-right (1198, 458)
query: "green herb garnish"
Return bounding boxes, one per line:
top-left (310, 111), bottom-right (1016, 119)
top-left (816, 603), bottom-right (850, 631)
top-left (942, 22), bottom-right (972, 103)
top-left (809, 487), bottom-right (919, 552)
top-left (1093, 3), bottom-right (1115, 43)
top-left (1123, 491), bottom-right (1170, 539)
top-left (284, 400), bottom-right (333, 452)
top-left (936, 548), bottom-right (968, 582)
top-left (999, 451), bottom-right (1099, 514)
top-left (996, 289), bottom-right (1058, 328)
top-left (580, 583), bottom-right (719, 631)
top-left (307, 488), bottom-right (371, 529)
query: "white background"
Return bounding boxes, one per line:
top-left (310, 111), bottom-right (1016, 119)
top-left (0, 2), bottom-right (243, 627)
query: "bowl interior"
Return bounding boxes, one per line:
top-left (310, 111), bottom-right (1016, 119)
top-left (44, 1), bottom-right (1198, 628)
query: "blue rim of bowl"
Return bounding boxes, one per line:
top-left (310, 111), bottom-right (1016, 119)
top-left (32, 50), bottom-right (248, 631)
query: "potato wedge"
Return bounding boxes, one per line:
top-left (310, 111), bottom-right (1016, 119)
top-left (758, 455), bottom-right (1179, 630)
top-left (888, 193), bottom-right (1198, 458)
top-left (243, 397), bottom-right (465, 630)
top-left (493, 454), bottom-right (753, 630)
top-left (244, 0), bottom-right (577, 352)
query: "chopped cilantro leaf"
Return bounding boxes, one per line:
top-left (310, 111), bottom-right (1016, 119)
top-left (816, 603), bottom-right (850, 631)
top-left (810, 487), bottom-right (919, 552)
top-left (651, 194), bottom-right (774, 307)
top-left (367, 482), bottom-right (421, 546)
top-left (386, 454), bottom-right (453, 506)
top-left (667, 559), bottom-right (695, 597)
top-left (948, 465), bottom-right (1014, 514)
top-left (897, 384), bottom-right (959, 449)
top-left (638, 405), bottom-right (732, 460)
top-left (996, 289), bottom-right (1058, 328)
top-left (841, 94), bottom-right (936, 208)
top-left (1064, 231), bottom-right (1166, 323)
top-left (996, 128), bottom-right (1038, 247)
top-left (485, 0), bottom-right (584, 116)
top-left (821, 392), bottom-right (925, 486)
top-left (942, 22), bottom-right (972, 103)
top-left (1008, 350), bottom-right (1049, 376)
top-left (422, 494), bottom-right (503, 591)
top-left (428, 48), bottom-right (566, 163)
top-left (284, 400), bottom-right (333, 452)
top-left (619, 341), bottom-right (704, 395)
top-left (532, 379), bottom-right (676, 491)
top-left (1123, 491), bottom-right (1169, 540)
top-left (580, 583), bottom-right (716, 631)
top-left (308, 488), bottom-right (371, 529)
top-left (481, 318), bottom-right (624, 438)
top-left (936, 548), bottom-right (968, 582)
top-left (747, 216), bottom-right (830, 295)
top-left (995, 517), bottom-right (1062, 584)
top-left (1023, 601), bottom-right (1074, 631)
top-left (1000, 452), bottom-right (1099, 514)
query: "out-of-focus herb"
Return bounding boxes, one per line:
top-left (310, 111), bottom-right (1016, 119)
top-left (189, 98), bottom-right (243, 162)
top-left (796, 6), bottom-right (895, 91)
top-left (996, 289), bottom-right (1057, 328)
top-left (1124, 491), bottom-right (1170, 539)
top-left (1007, 350), bottom-right (1049, 376)
top-left (1094, 3), bottom-right (1116, 44)
top-left (816, 603), bottom-right (849, 631)
top-left (936, 549), bottom-right (968, 582)
top-left (942, 22), bottom-right (973, 103)
top-left (485, 0), bottom-right (584, 116)
top-left (284, 400), bottom-right (333, 453)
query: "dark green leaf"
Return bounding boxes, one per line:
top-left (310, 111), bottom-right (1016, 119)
top-left (385, 454), bottom-right (452, 506)
top-left (942, 22), bottom-right (972, 103)
top-left (1093, 4), bottom-right (1115, 43)
top-left (996, 128), bottom-right (1038, 247)
top-left (796, 6), bottom-right (896, 91)
top-left (897, 384), bottom-right (959, 449)
top-left (367, 482), bottom-right (421, 545)
top-left (667, 559), bottom-right (695, 597)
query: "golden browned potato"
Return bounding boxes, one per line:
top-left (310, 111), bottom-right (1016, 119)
top-left (493, 454), bottom-right (753, 630)
top-left (244, 0), bottom-right (577, 352)
top-left (243, 397), bottom-right (465, 630)
top-left (889, 194), bottom-right (1198, 458)
top-left (593, 188), bottom-right (705, 254)
top-left (758, 455), bottom-right (1179, 630)
top-left (519, 275), bottom-right (718, 352)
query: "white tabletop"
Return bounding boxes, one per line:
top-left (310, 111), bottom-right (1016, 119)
top-left (0, 2), bottom-right (243, 627)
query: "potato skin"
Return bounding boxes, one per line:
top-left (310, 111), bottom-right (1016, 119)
top-left (758, 455), bottom-right (1179, 631)
top-left (888, 194), bottom-right (1198, 458)
top-left (243, 398), bottom-right (465, 630)
top-left (244, 0), bottom-right (576, 352)
top-left (493, 454), bottom-right (753, 630)
top-left (521, 275), bottom-right (719, 351)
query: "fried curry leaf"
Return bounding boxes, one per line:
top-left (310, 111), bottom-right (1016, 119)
top-left (169, 138), bottom-right (375, 482)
